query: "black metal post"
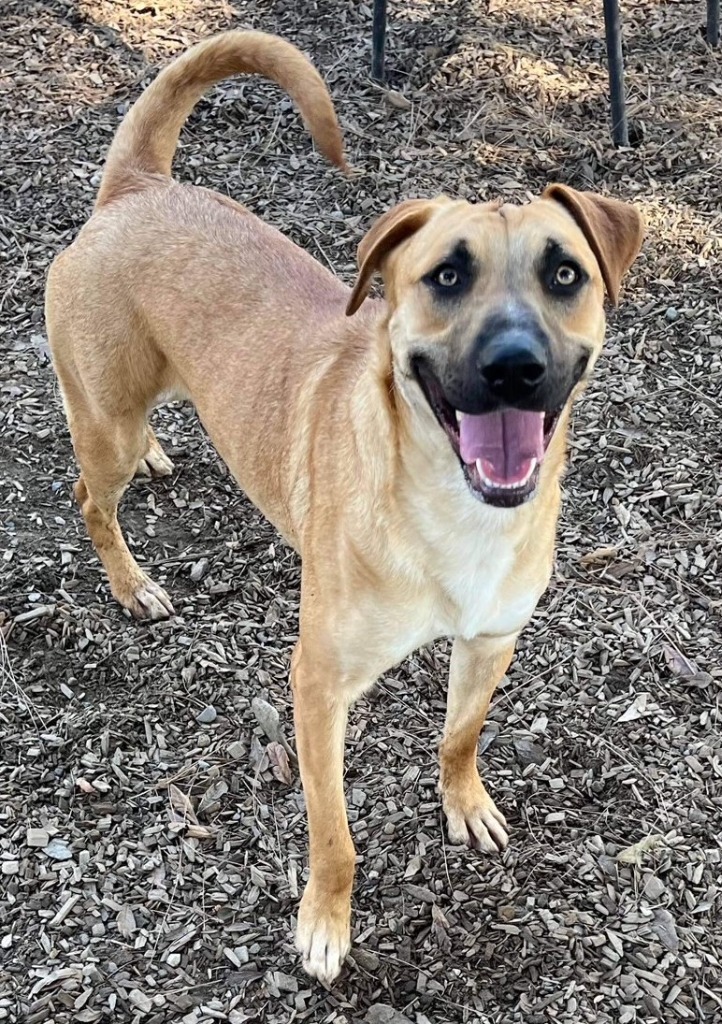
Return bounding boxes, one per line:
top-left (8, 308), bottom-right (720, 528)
top-left (602, 0), bottom-right (629, 147)
top-left (708, 0), bottom-right (720, 47)
top-left (372, 0), bottom-right (388, 81)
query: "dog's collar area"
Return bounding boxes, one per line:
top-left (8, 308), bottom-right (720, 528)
top-left (412, 356), bottom-right (562, 508)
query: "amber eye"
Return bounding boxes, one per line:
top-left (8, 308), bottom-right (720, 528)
top-left (433, 265), bottom-right (459, 287)
top-left (554, 263), bottom-right (579, 287)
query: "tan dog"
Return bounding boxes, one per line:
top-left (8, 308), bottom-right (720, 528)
top-left (45, 31), bottom-right (644, 984)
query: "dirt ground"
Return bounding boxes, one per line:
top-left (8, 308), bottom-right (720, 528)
top-left (1, 1), bottom-right (721, 1022)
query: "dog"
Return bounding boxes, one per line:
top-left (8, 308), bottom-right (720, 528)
top-left (45, 30), bottom-right (644, 984)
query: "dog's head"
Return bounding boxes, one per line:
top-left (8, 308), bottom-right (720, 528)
top-left (346, 185), bottom-right (644, 508)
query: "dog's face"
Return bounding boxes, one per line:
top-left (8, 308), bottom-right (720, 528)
top-left (347, 185), bottom-right (644, 508)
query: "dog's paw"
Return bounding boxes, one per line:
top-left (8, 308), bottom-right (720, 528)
top-left (296, 886), bottom-right (351, 986)
top-left (442, 780), bottom-right (508, 853)
top-left (135, 445), bottom-right (174, 479)
top-left (115, 575), bottom-right (175, 621)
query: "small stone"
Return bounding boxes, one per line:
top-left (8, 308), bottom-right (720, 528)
top-left (498, 904), bottom-right (517, 921)
top-left (365, 1005), bottom-right (413, 1024)
top-left (226, 741), bottom-right (245, 760)
top-left (643, 874), bottom-right (665, 900)
top-left (665, 306), bottom-right (679, 322)
top-left (189, 558), bottom-right (210, 582)
top-left (196, 705), bottom-right (217, 725)
top-left (1, 861), bottom-right (19, 875)
top-left (350, 788), bottom-right (366, 808)
top-left (351, 948), bottom-right (380, 971)
top-left (45, 839), bottom-right (73, 861)
top-left (116, 905), bottom-right (137, 939)
top-left (513, 735), bottom-right (545, 766)
top-left (223, 947), bottom-right (241, 968)
top-left (599, 854), bottom-right (618, 876)
top-left (129, 988), bottom-right (153, 1013)
top-left (272, 971), bottom-right (298, 993)
top-left (26, 825), bottom-right (50, 847)
top-left (167, 953), bottom-right (181, 967)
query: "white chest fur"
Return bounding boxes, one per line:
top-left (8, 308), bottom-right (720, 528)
top-left (377, 477), bottom-right (552, 658)
top-left (339, 499), bottom-right (551, 696)
top-left (428, 512), bottom-right (547, 641)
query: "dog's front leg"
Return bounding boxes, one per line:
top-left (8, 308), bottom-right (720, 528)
top-left (292, 637), bottom-right (355, 985)
top-left (439, 634), bottom-right (516, 853)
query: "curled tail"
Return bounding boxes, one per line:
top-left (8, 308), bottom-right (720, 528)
top-left (96, 30), bottom-right (346, 209)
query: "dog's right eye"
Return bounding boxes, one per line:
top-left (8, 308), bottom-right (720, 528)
top-left (431, 265), bottom-right (459, 288)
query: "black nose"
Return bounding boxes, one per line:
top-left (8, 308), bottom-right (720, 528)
top-left (479, 333), bottom-right (548, 402)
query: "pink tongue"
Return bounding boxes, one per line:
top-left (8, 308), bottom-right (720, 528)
top-left (459, 409), bottom-right (545, 486)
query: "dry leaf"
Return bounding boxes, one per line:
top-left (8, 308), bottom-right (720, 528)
top-left (197, 779), bottom-right (228, 816)
top-left (168, 783), bottom-right (198, 825)
top-left (252, 697), bottom-right (281, 741)
top-left (431, 903), bottom-right (451, 951)
top-left (618, 693), bottom-right (652, 722)
top-left (186, 823), bottom-right (214, 840)
top-left (267, 742), bottom-right (292, 785)
top-left (385, 89), bottom-right (412, 110)
top-left (404, 854), bottom-right (422, 879)
top-left (287, 858), bottom-right (298, 899)
top-left (617, 834), bottom-right (665, 866)
top-left (662, 643), bottom-right (699, 678)
top-left (579, 545), bottom-right (618, 564)
top-left (76, 777), bottom-right (97, 794)
top-left (652, 908), bottom-right (679, 950)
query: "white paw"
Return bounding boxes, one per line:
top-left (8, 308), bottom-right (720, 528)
top-left (120, 576), bottom-right (175, 621)
top-left (296, 896), bottom-right (351, 986)
top-left (443, 787), bottom-right (508, 853)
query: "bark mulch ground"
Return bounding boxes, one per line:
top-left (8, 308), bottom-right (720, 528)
top-left (1, 1), bottom-right (721, 1022)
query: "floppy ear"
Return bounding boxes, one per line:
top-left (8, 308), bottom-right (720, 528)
top-left (543, 184), bottom-right (644, 305)
top-left (345, 199), bottom-right (441, 316)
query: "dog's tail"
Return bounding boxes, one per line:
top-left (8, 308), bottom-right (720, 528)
top-left (95, 30), bottom-right (346, 209)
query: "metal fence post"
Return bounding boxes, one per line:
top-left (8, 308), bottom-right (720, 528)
top-left (602, 0), bottom-right (630, 146)
top-left (709, 0), bottom-right (720, 47)
top-left (372, 0), bottom-right (388, 81)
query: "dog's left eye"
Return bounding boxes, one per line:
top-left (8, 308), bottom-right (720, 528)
top-left (432, 265), bottom-right (459, 287)
top-left (554, 263), bottom-right (579, 287)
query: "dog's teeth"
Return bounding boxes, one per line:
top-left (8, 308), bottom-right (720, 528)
top-left (455, 411), bottom-right (463, 424)
top-left (476, 458), bottom-right (537, 490)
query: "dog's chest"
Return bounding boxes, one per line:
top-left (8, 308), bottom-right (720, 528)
top-left (430, 530), bottom-right (542, 641)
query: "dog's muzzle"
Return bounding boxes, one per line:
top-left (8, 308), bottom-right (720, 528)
top-left (411, 317), bottom-right (590, 508)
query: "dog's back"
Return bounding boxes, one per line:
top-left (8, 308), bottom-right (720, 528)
top-left (44, 31), bottom-right (353, 617)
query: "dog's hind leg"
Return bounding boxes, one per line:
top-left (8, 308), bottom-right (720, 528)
top-left (135, 425), bottom-right (175, 479)
top-left (72, 410), bottom-right (175, 620)
top-left (439, 635), bottom-right (515, 853)
top-left (57, 364), bottom-right (175, 620)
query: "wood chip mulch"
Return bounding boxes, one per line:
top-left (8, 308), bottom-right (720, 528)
top-left (1, 1), bottom-right (720, 1022)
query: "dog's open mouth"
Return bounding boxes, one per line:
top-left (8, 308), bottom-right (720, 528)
top-left (414, 364), bottom-right (561, 508)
